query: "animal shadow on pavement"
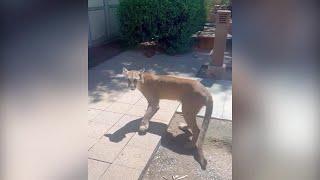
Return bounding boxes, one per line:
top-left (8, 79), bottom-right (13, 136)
top-left (162, 129), bottom-right (206, 169)
top-left (104, 118), bottom-right (167, 142)
top-left (104, 118), bottom-right (205, 168)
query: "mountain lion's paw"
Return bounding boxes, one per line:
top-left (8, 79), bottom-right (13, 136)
top-left (178, 122), bottom-right (188, 131)
top-left (138, 124), bottom-right (148, 134)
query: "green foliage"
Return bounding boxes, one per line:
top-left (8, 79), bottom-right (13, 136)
top-left (221, 0), bottom-right (231, 6)
top-left (118, 0), bottom-right (206, 54)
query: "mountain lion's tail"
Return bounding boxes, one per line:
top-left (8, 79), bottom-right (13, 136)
top-left (196, 95), bottom-right (213, 170)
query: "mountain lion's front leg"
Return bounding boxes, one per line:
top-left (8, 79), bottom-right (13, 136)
top-left (139, 102), bottom-right (159, 134)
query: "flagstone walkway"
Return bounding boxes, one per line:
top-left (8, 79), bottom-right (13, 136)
top-left (88, 89), bottom-right (180, 179)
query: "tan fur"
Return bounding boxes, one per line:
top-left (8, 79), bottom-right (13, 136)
top-left (123, 68), bottom-right (213, 170)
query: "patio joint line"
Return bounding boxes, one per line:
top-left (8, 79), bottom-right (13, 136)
top-left (103, 131), bottom-right (136, 172)
top-left (89, 101), bottom-right (114, 111)
top-left (88, 157), bottom-right (112, 164)
top-left (88, 113), bottom-right (126, 151)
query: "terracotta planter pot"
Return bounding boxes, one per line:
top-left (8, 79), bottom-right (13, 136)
top-left (198, 35), bottom-right (215, 50)
top-left (193, 29), bottom-right (215, 50)
top-left (138, 41), bottom-right (157, 58)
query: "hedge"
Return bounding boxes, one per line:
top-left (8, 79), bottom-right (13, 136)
top-left (118, 0), bottom-right (206, 54)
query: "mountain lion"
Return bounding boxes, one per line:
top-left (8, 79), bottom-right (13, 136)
top-left (123, 68), bottom-right (213, 170)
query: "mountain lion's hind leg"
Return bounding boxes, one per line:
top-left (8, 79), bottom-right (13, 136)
top-left (181, 102), bottom-right (202, 149)
top-left (139, 100), bottom-right (159, 134)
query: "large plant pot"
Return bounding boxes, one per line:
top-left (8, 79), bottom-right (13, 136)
top-left (193, 28), bottom-right (215, 50)
top-left (138, 41), bottom-right (157, 58)
top-left (198, 35), bottom-right (215, 50)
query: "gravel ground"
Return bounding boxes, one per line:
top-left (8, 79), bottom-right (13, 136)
top-left (142, 113), bottom-right (232, 180)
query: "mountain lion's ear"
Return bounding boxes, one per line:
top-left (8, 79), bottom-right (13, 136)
top-left (139, 72), bottom-right (144, 83)
top-left (139, 68), bottom-right (145, 83)
top-left (123, 67), bottom-right (128, 76)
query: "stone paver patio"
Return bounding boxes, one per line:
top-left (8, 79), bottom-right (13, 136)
top-left (88, 90), bottom-right (179, 179)
top-left (88, 50), bottom-right (231, 179)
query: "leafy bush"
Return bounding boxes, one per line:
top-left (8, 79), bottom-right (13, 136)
top-left (221, 0), bottom-right (231, 6)
top-left (118, 0), bottom-right (206, 54)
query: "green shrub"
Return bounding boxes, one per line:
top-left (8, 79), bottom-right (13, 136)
top-left (118, 0), bottom-right (206, 54)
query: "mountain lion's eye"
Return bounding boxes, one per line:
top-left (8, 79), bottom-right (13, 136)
top-left (133, 79), bottom-right (137, 83)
